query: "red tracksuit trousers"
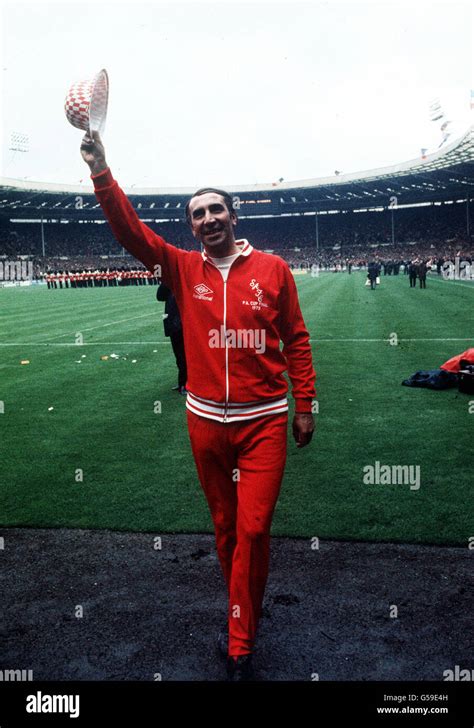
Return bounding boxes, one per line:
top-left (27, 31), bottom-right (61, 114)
top-left (186, 409), bottom-right (288, 657)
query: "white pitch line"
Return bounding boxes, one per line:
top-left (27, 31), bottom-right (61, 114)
top-left (0, 341), bottom-right (170, 346)
top-left (37, 312), bottom-right (158, 342)
top-left (309, 337), bottom-right (474, 343)
top-left (0, 338), bottom-right (472, 347)
top-left (428, 276), bottom-right (474, 290)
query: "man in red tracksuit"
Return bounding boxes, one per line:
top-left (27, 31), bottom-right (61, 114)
top-left (80, 132), bottom-right (316, 681)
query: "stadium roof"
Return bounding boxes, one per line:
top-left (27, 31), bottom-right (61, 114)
top-left (1, 125), bottom-right (473, 219)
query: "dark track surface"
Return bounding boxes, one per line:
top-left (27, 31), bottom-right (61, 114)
top-left (1, 528), bottom-right (472, 681)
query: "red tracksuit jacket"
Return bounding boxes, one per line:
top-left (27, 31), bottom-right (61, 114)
top-left (92, 168), bottom-right (316, 423)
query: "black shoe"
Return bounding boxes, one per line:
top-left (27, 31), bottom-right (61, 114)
top-left (226, 654), bottom-right (254, 682)
top-left (217, 624), bottom-right (228, 659)
top-left (178, 386), bottom-right (187, 396)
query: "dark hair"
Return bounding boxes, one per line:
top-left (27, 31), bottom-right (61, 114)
top-left (185, 187), bottom-right (235, 224)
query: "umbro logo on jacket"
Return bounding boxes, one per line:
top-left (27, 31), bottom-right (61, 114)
top-left (92, 168), bottom-right (316, 423)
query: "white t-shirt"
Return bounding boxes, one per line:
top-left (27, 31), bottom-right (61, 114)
top-left (208, 252), bottom-right (241, 282)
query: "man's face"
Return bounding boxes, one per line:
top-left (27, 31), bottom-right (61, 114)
top-left (188, 192), bottom-right (237, 249)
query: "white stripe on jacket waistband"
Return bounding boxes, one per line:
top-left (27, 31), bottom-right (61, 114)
top-left (186, 390), bottom-right (288, 423)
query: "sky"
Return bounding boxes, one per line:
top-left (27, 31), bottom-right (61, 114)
top-left (0, 0), bottom-right (472, 189)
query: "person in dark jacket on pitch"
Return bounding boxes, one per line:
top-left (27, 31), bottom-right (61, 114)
top-left (418, 260), bottom-right (427, 289)
top-left (409, 260), bottom-right (418, 288)
top-left (367, 260), bottom-right (378, 289)
top-left (156, 282), bottom-right (187, 394)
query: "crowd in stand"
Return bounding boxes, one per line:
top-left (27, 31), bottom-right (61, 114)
top-left (1, 203), bottom-right (472, 286)
top-left (280, 241), bottom-right (472, 270)
top-left (0, 222), bottom-right (191, 258)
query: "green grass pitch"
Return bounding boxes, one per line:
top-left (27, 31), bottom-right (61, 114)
top-left (0, 271), bottom-right (472, 544)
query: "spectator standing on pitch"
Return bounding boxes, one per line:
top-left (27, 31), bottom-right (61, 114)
top-left (156, 281), bottom-right (187, 394)
top-left (80, 131), bottom-right (316, 682)
top-left (418, 259), bottom-right (427, 289)
top-left (367, 260), bottom-right (378, 289)
top-left (409, 260), bottom-right (418, 288)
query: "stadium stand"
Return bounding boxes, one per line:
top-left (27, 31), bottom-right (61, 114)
top-left (1, 125), bottom-right (473, 281)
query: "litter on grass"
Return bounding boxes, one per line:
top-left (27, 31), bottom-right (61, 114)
top-left (99, 354), bottom-right (137, 362)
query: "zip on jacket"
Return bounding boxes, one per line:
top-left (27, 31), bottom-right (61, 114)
top-left (91, 168), bottom-right (316, 423)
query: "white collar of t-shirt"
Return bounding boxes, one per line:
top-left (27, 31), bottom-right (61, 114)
top-left (208, 252), bottom-right (241, 281)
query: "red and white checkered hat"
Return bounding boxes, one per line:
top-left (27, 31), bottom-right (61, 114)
top-left (64, 69), bottom-right (109, 134)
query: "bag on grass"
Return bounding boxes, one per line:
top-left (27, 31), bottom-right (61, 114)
top-left (402, 369), bottom-right (458, 390)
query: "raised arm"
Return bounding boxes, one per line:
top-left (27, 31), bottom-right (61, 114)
top-left (80, 131), bottom-right (183, 289)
